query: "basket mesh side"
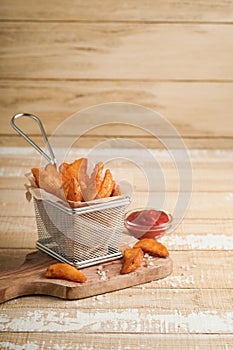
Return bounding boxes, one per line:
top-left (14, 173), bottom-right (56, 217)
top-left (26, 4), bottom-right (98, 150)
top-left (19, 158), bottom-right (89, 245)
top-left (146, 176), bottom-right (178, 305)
top-left (34, 199), bottom-right (74, 260)
top-left (34, 198), bottom-right (127, 265)
top-left (72, 206), bottom-right (124, 262)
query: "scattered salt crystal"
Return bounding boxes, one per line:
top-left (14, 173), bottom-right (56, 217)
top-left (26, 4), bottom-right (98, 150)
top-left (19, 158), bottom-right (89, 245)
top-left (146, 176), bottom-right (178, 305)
top-left (225, 192), bottom-right (233, 201)
top-left (183, 265), bottom-right (190, 271)
top-left (100, 271), bottom-right (108, 281)
top-left (148, 258), bottom-right (154, 267)
top-left (96, 265), bottom-right (103, 272)
top-left (143, 253), bottom-right (154, 267)
top-left (96, 265), bottom-right (109, 281)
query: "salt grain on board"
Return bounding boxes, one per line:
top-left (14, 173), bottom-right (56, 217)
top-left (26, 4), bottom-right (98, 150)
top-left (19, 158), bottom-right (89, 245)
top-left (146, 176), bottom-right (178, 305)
top-left (96, 265), bottom-right (109, 281)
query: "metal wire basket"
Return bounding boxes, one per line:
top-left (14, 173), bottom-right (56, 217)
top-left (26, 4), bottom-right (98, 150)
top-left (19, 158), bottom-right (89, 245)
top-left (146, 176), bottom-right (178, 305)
top-left (34, 195), bottom-right (130, 268)
top-left (11, 113), bottom-right (130, 268)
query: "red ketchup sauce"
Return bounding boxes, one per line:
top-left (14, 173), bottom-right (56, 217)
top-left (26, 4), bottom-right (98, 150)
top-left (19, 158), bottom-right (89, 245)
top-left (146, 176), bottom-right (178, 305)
top-left (125, 209), bottom-right (172, 239)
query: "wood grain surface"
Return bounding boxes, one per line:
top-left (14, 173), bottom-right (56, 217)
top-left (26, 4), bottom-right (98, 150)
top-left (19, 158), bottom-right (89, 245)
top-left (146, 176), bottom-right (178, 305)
top-left (0, 1), bottom-right (233, 349)
top-left (1, 23), bottom-right (233, 81)
top-left (1, 334), bottom-right (232, 350)
top-left (1, 0), bottom-right (233, 22)
top-left (0, 1), bottom-right (233, 149)
top-left (0, 149), bottom-right (232, 348)
top-left (1, 81), bottom-right (233, 138)
top-left (0, 250), bottom-right (173, 303)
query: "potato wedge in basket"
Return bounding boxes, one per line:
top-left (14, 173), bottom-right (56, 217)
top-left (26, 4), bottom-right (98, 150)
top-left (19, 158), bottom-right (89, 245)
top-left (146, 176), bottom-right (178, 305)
top-left (31, 157), bottom-right (121, 205)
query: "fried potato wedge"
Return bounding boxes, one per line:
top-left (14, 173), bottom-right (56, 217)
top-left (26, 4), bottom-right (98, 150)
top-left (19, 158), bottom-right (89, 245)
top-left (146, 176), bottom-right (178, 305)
top-left (97, 169), bottom-right (115, 199)
top-left (45, 263), bottom-right (87, 283)
top-left (120, 247), bottom-right (143, 274)
top-left (111, 184), bottom-right (122, 197)
top-left (60, 158), bottom-right (85, 181)
top-left (133, 238), bottom-right (169, 258)
top-left (31, 158), bottom-right (121, 204)
top-left (80, 161), bottom-right (104, 201)
top-left (63, 176), bottom-right (83, 202)
top-left (31, 167), bottom-right (40, 187)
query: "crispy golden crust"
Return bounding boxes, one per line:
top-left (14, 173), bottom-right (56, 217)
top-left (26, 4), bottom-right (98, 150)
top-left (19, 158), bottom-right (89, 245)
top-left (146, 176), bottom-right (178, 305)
top-left (45, 263), bottom-right (87, 283)
top-left (111, 184), bottom-right (122, 196)
top-left (97, 169), bottom-right (115, 199)
top-left (31, 167), bottom-right (40, 187)
top-left (80, 161), bottom-right (104, 201)
top-left (60, 158), bottom-right (85, 182)
top-left (62, 176), bottom-right (83, 202)
top-left (120, 247), bottom-right (143, 274)
top-left (133, 238), bottom-right (169, 258)
top-left (31, 158), bottom-right (121, 204)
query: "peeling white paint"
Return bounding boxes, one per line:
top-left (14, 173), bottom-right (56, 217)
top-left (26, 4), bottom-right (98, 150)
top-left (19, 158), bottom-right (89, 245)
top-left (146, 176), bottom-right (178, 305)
top-left (0, 342), bottom-right (39, 350)
top-left (0, 341), bottom-right (83, 350)
top-left (0, 309), bottom-right (232, 333)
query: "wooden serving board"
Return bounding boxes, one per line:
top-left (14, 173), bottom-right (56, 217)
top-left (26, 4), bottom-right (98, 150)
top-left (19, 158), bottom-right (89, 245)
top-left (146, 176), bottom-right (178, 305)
top-left (0, 250), bottom-right (173, 303)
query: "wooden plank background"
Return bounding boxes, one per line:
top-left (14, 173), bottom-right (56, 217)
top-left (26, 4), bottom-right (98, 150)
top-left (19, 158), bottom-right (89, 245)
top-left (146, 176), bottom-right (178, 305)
top-left (1, 0), bottom-right (233, 22)
top-left (1, 148), bottom-right (232, 348)
top-left (0, 2), bottom-right (233, 349)
top-left (0, 0), bottom-right (233, 149)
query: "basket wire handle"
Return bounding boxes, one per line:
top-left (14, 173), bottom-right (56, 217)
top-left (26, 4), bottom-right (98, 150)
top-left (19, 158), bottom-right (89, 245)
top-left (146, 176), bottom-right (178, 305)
top-left (11, 113), bottom-right (56, 165)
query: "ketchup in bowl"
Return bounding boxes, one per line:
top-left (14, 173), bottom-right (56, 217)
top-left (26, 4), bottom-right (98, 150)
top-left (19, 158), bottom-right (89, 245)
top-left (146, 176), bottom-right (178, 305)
top-left (124, 208), bottom-right (173, 239)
